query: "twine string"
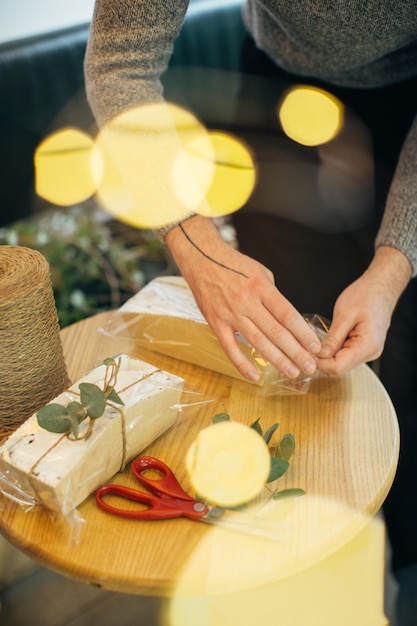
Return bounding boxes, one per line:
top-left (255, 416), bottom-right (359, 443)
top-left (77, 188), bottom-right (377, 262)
top-left (0, 246), bottom-right (70, 438)
top-left (26, 368), bottom-right (165, 495)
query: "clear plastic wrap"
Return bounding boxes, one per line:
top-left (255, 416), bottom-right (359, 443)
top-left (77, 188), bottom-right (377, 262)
top-left (0, 354), bottom-right (213, 529)
top-left (99, 276), bottom-right (329, 395)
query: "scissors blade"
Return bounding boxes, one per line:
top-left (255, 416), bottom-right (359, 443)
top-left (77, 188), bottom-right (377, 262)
top-left (199, 497), bottom-right (294, 541)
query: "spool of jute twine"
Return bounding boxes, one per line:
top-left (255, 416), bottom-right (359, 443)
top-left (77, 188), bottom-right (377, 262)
top-left (0, 246), bottom-right (70, 439)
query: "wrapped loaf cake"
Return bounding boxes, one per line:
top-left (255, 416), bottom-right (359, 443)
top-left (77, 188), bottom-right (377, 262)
top-left (0, 354), bottom-right (184, 516)
top-left (109, 276), bottom-right (276, 385)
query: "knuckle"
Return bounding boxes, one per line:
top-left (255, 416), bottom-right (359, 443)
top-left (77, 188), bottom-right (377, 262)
top-left (280, 308), bottom-right (298, 328)
top-left (245, 275), bottom-right (263, 297)
top-left (248, 329), bottom-right (266, 351)
top-left (272, 354), bottom-right (297, 378)
top-left (291, 346), bottom-right (308, 364)
top-left (267, 322), bottom-right (286, 345)
top-left (324, 334), bottom-right (342, 350)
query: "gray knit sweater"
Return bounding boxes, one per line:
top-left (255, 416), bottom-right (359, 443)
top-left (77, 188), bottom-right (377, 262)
top-left (85, 0), bottom-right (417, 275)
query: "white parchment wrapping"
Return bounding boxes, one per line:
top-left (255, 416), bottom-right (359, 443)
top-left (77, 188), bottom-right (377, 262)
top-left (100, 276), bottom-right (327, 393)
top-left (0, 354), bottom-right (184, 517)
top-left (102, 276), bottom-right (277, 385)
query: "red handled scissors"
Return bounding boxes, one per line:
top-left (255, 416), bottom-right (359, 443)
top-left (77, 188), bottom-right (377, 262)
top-left (96, 456), bottom-right (292, 541)
top-left (96, 456), bottom-right (211, 521)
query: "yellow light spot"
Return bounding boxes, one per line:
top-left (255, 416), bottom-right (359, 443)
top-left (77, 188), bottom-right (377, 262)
top-left (197, 132), bottom-right (256, 217)
top-left (278, 86), bottom-right (343, 146)
top-left (166, 511), bottom-right (383, 626)
top-left (177, 131), bottom-right (256, 218)
top-left (35, 128), bottom-right (96, 205)
top-left (185, 421), bottom-right (270, 507)
top-left (93, 102), bottom-right (214, 229)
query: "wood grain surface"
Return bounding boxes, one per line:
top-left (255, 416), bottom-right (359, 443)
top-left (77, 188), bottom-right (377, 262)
top-left (0, 311), bottom-right (399, 596)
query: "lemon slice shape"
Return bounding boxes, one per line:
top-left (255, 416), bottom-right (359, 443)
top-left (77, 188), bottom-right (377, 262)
top-left (185, 421), bottom-right (270, 507)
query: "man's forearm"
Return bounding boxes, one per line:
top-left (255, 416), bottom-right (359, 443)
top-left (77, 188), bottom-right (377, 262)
top-left (368, 245), bottom-right (412, 306)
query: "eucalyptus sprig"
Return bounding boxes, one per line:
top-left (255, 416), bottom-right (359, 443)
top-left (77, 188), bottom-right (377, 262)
top-left (212, 412), bottom-right (305, 500)
top-left (37, 357), bottom-right (125, 440)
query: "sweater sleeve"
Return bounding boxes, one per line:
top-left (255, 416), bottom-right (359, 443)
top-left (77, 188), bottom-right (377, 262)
top-left (84, 0), bottom-right (190, 126)
top-left (84, 0), bottom-right (201, 232)
top-left (375, 114), bottom-right (417, 277)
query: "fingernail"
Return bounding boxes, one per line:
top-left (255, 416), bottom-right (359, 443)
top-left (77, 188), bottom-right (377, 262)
top-left (309, 340), bottom-right (321, 354)
top-left (286, 364), bottom-right (300, 378)
top-left (320, 346), bottom-right (332, 358)
top-left (247, 369), bottom-right (260, 382)
top-left (303, 359), bottom-right (316, 375)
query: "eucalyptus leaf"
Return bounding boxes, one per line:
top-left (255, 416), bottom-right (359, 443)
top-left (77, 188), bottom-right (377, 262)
top-left (250, 418), bottom-right (263, 436)
top-left (212, 412), bottom-right (230, 424)
top-left (36, 403), bottom-right (71, 434)
top-left (263, 422), bottom-right (279, 445)
top-left (36, 356), bottom-right (126, 440)
top-left (66, 401), bottom-right (87, 423)
top-left (107, 387), bottom-right (125, 406)
top-left (79, 382), bottom-right (107, 419)
top-left (276, 433), bottom-right (295, 461)
top-left (272, 488), bottom-right (305, 500)
top-left (68, 414), bottom-right (80, 439)
top-left (267, 457), bottom-right (289, 483)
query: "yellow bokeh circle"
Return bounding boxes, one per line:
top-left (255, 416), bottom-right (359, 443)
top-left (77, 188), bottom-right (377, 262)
top-left (35, 128), bottom-right (96, 206)
top-left (185, 421), bottom-right (270, 507)
top-left (93, 102), bottom-right (214, 229)
top-left (34, 104), bottom-right (257, 223)
top-left (93, 104), bottom-right (257, 228)
top-left (196, 132), bottom-right (256, 217)
top-left (278, 85), bottom-right (344, 147)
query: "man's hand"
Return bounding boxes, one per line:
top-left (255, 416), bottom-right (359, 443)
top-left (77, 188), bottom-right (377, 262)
top-left (166, 216), bottom-right (322, 382)
top-left (317, 246), bottom-right (412, 375)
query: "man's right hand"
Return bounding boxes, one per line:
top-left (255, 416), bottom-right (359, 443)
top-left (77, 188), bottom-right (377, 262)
top-left (165, 215), bottom-right (321, 382)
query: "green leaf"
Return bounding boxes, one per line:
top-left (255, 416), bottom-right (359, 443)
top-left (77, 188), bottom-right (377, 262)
top-left (103, 357), bottom-right (116, 367)
top-left (79, 382), bottom-right (107, 419)
top-left (66, 401), bottom-right (87, 423)
top-left (250, 418), bottom-right (263, 436)
top-left (36, 403), bottom-right (71, 434)
top-left (276, 433), bottom-right (296, 461)
top-left (272, 488), bottom-right (305, 500)
top-left (263, 422), bottom-right (279, 445)
top-left (68, 414), bottom-right (81, 439)
top-left (106, 387), bottom-right (125, 406)
top-left (267, 457), bottom-right (290, 483)
top-left (212, 412), bottom-right (230, 424)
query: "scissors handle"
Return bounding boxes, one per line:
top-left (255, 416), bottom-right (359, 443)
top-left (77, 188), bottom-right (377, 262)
top-left (131, 456), bottom-right (195, 501)
top-left (96, 456), bottom-right (210, 521)
top-left (96, 483), bottom-right (197, 520)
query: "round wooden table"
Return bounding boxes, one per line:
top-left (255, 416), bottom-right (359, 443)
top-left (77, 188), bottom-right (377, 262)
top-left (0, 311), bottom-right (399, 625)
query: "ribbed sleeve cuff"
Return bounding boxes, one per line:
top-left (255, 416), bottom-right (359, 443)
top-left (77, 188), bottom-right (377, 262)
top-left (154, 213), bottom-right (197, 242)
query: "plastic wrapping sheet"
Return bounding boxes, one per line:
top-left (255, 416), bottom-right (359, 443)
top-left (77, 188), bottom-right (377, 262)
top-left (0, 354), bottom-right (213, 532)
top-left (99, 276), bottom-right (329, 395)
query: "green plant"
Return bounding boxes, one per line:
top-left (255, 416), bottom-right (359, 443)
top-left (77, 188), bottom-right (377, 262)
top-left (0, 204), bottom-right (175, 327)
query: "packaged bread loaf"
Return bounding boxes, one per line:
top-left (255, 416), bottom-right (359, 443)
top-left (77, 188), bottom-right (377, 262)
top-left (103, 276), bottom-right (325, 394)
top-left (110, 276), bottom-right (276, 385)
top-left (0, 354), bottom-right (184, 517)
